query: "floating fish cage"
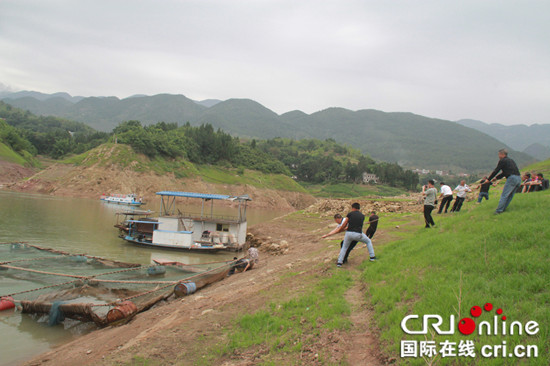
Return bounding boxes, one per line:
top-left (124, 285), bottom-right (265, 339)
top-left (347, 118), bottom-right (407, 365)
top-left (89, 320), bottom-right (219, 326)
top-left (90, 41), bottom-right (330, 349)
top-left (0, 242), bottom-right (233, 326)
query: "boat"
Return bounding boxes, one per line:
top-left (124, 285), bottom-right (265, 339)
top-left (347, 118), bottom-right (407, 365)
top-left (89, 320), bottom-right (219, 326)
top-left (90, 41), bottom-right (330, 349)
top-left (116, 191), bottom-right (251, 252)
top-left (100, 193), bottom-right (144, 206)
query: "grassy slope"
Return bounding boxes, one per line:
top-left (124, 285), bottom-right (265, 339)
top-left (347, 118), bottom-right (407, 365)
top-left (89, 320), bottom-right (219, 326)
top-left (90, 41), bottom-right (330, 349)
top-left (362, 189), bottom-right (549, 364)
top-left (0, 141), bottom-right (38, 167)
top-left (0, 142), bottom-right (27, 165)
top-left (522, 158), bottom-right (550, 176)
top-left (61, 143), bottom-right (307, 192)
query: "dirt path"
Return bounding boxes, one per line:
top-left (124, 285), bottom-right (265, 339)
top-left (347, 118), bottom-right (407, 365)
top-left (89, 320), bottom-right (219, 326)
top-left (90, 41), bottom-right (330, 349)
top-left (342, 274), bottom-right (384, 366)
top-left (23, 208), bottom-right (420, 365)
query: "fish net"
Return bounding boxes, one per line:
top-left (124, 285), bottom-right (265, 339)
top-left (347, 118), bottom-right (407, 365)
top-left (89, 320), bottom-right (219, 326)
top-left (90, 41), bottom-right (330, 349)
top-left (0, 242), bottom-right (232, 326)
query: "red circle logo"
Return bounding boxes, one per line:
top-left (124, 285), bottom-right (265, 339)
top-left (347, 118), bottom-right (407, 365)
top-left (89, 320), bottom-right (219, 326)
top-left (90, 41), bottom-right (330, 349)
top-left (458, 318), bottom-right (476, 335)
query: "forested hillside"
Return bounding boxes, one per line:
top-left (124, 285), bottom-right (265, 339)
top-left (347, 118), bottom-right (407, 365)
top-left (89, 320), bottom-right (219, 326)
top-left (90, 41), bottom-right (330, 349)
top-left (0, 103), bottom-right (419, 190)
top-left (2, 92), bottom-right (536, 172)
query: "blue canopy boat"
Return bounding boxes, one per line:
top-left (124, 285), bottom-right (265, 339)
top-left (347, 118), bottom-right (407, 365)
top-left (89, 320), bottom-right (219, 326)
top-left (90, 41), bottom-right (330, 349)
top-left (117, 191), bottom-right (251, 252)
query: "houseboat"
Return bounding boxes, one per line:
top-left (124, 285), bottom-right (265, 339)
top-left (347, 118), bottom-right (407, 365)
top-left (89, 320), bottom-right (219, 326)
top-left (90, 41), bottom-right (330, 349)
top-left (101, 193), bottom-right (144, 206)
top-left (116, 191), bottom-right (251, 252)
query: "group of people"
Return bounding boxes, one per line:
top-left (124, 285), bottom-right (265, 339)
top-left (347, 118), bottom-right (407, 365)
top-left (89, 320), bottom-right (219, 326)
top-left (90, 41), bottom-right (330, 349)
top-left (423, 148), bottom-right (546, 228)
top-left (436, 180), bottom-right (473, 214)
top-left (519, 172), bottom-right (549, 193)
top-left (322, 203), bottom-right (378, 267)
top-left (240, 149), bottom-right (545, 270)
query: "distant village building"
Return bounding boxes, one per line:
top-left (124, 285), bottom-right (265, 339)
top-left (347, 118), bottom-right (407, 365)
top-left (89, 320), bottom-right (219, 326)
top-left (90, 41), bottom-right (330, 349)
top-left (435, 170), bottom-right (443, 176)
top-left (362, 172), bottom-right (379, 184)
top-left (412, 169), bottom-right (430, 174)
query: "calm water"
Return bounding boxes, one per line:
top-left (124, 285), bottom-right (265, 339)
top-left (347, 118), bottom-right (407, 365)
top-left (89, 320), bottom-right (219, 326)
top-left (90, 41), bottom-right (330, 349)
top-left (0, 191), bottom-right (288, 365)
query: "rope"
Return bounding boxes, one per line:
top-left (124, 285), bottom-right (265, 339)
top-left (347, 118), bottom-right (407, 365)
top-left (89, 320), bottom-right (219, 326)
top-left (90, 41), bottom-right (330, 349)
top-left (91, 282), bottom-right (176, 307)
top-left (0, 264), bottom-right (88, 279)
top-left (91, 261), bottom-right (234, 307)
top-left (0, 256), bottom-right (64, 265)
top-left (2, 251), bottom-right (237, 308)
top-left (92, 279), bottom-right (178, 285)
top-left (155, 258), bottom-right (239, 266)
top-left (91, 266), bottom-right (148, 278)
top-left (3, 279), bottom-right (81, 298)
top-left (25, 244), bottom-right (140, 268)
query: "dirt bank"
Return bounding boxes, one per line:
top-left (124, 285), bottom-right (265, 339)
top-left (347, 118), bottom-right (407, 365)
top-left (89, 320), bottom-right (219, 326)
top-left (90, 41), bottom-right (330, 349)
top-left (0, 160), bottom-right (35, 185)
top-left (21, 202), bottom-right (422, 366)
top-left (5, 162), bottom-right (315, 210)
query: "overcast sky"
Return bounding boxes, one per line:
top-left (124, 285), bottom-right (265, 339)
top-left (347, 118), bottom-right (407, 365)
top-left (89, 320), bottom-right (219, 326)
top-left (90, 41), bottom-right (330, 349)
top-left (1, 0), bottom-right (549, 125)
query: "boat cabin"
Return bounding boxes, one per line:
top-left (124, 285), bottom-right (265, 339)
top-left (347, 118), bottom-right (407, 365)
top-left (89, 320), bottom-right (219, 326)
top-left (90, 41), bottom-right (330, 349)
top-left (122, 191), bottom-right (251, 251)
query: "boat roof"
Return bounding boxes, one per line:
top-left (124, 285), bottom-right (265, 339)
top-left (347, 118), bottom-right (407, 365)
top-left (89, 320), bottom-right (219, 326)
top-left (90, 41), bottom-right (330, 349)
top-left (156, 191), bottom-right (251, 201)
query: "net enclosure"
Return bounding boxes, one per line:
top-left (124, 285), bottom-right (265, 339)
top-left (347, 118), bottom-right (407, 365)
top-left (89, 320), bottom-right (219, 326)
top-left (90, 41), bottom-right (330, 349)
top-left (0, 242), bottom-right (233, 326)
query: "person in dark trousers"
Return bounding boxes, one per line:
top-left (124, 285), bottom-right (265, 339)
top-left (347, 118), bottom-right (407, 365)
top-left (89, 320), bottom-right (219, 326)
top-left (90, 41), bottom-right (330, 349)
top-left (422, 180), bottom-right (437, 228)
top-left (475, 176), bottom-right (495, 203)
top-left (450, 180), bottom-right (471, 212)
top-left (365, 211), bottom-right (379, 239)
top-left (484, 149), bottom-right (521, 214)
top-left (324, 203), bottom-right (376, 267)
top-left (437, 182), bottom-right (453, 213)
top-left (322, 214), bottom-right (358, 264)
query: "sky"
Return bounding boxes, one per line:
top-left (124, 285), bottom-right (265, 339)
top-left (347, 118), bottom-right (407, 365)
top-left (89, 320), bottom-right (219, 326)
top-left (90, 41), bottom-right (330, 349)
top-left (1, 0), bottom-right (549, 125)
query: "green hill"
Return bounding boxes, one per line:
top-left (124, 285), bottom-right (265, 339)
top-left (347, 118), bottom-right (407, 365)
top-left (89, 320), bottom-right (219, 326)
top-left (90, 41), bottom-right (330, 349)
top-left (522, 158), bottom-right (550, 176)
top-left (62, 143), bottom-right (307, 193)
top-left (457, 119), bottom-right (550, 158)
top-left (2, 92), bottom-right (536, 172)
top-left (363, 188), bottom-right (549, 364)
top-left (0, 141), bottom-right (28, 165)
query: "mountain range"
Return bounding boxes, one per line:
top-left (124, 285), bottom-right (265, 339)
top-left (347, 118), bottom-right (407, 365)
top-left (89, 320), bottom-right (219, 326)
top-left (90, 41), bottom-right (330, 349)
top-left (1, 91), bottom-right (537, 172)
top-left (456, 119), bottom-right (550, 160)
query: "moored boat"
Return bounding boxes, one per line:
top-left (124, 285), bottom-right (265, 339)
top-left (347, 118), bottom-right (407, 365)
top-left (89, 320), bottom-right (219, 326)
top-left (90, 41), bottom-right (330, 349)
top-left (101, 193), bottom-right (144, 206)
top-left (116, 191), bottom-right (251, 252)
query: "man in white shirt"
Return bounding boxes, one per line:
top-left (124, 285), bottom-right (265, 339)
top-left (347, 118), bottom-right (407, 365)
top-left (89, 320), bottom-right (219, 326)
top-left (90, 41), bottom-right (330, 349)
top-left (450, 180), bottom-right (472, 212)
top-left (437, 182), bottom-right (454, 214)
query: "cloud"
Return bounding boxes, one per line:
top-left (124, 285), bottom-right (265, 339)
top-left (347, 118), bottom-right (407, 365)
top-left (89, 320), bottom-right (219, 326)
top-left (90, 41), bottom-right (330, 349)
top-left (0, 0), bottom-right (549, 125)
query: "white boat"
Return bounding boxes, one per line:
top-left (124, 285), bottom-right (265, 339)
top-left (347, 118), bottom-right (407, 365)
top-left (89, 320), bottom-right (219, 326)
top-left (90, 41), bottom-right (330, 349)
top-left (117, 191), bottom-right (251, 252)
top-left (101, 193), bottom-right (144, 206)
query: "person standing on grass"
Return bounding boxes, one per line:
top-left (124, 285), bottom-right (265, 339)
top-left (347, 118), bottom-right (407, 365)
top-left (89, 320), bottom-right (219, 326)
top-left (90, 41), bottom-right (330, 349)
top-left (326, 203), bottom-right (376, 267)
top-left (475, 176), bottom-right (495, 203)
top-left (437, 182), bottom-right (454, 214)
top-left (450, 180), bottom-right (472, 212)
top-left (365, 211), bottom-right (379, 239)
top-left (322, 214), bottom-right (358, 264)
top-left (484, 149), bottom-right (521, 214)
top-left (422, 180), bottom-right (437, 228)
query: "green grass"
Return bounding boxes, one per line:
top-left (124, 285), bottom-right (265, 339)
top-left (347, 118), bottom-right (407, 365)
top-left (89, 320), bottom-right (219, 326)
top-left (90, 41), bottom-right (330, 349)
top-left (209, 269), bottom-right (353, 364)
top-left (0, 142), bottom-right (38, 166)
top-left (304, 182), bottom-right (407, 198)
top-left (361, 190), bottom-right (550, 365)
top-left (522, 158), bottom-right (550, 176)
top-left (196, 165), bottom-right (306, 192)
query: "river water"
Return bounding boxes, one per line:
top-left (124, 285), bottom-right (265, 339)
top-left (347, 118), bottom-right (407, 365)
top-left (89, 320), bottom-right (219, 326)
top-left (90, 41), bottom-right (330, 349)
top-left (0, 191), bottom-right (288, 365)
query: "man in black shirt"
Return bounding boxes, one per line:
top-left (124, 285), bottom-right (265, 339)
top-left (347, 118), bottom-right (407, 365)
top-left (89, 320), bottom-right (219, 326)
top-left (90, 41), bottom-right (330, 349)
top-left (332, 203), bottom-right (376, 267)
top-left (475, 176), bottom-right (494, 203)
top-left (484, 149), bottom-right (521, 214)
top-left (365, 211), bottom-right (379, 239)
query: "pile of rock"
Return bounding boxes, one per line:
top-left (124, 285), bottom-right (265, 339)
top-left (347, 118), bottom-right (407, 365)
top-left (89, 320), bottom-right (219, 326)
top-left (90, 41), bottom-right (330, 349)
top-left (305, 197), bottom-right (422, 217)
top-left (245, 232), bottom-right (290, 255)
